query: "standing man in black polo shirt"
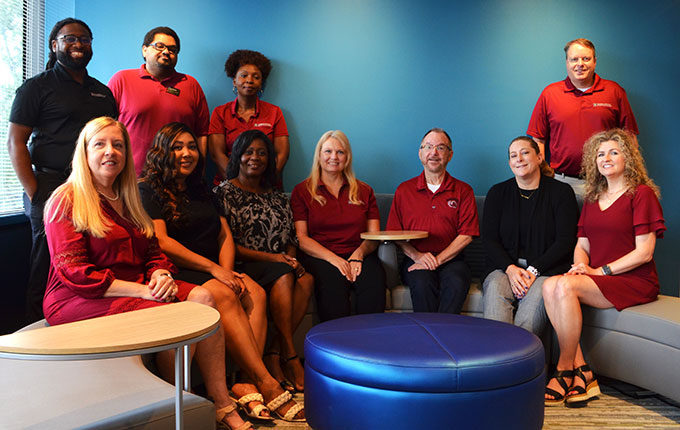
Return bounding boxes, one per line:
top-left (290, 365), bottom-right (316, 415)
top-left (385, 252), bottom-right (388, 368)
top-left (7, 18), bottom-right (118, 322)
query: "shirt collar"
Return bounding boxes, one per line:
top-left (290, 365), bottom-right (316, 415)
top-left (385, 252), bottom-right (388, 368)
top-left (53, 61), bottom-right (91, 84)
top-left (229, 97), bottom-right (261, 118)
top-left (563, 73), bottom-right (603, 94)
top-left (416, 171), bottom-right (454, 192)
top-left (137, 64), bottom-right (183, 84)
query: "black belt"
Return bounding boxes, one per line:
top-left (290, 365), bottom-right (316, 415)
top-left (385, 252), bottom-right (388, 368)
top-left (35, 166), bottom-right (71, 176)
top-left (554, 171), bottom-right (580, 180)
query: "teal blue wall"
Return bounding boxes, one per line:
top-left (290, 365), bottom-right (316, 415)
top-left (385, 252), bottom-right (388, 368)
top-left (67, 0), bottom-right (678, 294)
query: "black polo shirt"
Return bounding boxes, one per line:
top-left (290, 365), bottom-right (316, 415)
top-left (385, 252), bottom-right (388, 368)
top-left (9, 62), bottom-right (118, 172)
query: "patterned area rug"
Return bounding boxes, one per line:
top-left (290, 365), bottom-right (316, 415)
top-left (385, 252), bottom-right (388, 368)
top-left (252, 384), bottom-right (680, 429)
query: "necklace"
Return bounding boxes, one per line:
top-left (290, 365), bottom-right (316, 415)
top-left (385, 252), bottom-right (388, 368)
top-left (100, 190), bottom-right (120, 201)
top-left (518, 188), bottom-right (536, 200)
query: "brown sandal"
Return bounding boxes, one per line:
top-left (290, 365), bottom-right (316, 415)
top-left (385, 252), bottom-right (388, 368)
top-left (216, 403), bottom-right (254, 430)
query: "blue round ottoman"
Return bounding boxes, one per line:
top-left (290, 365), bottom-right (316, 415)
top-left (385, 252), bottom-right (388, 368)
top-left (304, 313), bottom-right (545, 430)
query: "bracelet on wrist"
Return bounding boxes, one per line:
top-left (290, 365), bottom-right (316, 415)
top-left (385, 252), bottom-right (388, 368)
top-left (601, 264), bottom-right (612, 276)
top-left (159, 272), bottom-right (173, 280)
top-left (526, 266), bottom-right (539, 277)
top-left (348, 259), bottom-right (363, 263)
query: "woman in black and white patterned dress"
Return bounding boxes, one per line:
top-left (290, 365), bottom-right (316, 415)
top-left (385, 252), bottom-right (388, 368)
top-left (215, 130), bottom-right (313, 393)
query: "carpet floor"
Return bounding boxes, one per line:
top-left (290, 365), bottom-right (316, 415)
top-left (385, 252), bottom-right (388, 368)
top-left (251, 381), bottom-right (680, 429)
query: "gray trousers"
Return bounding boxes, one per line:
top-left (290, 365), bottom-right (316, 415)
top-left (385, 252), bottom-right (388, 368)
top-left (482, 269), bottom-right (548, 336)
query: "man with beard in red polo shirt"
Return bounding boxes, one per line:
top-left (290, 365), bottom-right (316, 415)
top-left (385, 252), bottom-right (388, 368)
top-left (387, 128), bottom-right (479, 314)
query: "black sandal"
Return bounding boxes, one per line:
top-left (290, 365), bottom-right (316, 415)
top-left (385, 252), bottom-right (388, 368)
top-left (263, 352), bottom-right (296, 393)
top-left (282, 354), bottom-right (304, 393)
top-left (545, 369), bottom-right (574, 406)
top-left (566, 364), bottom-right (600, 405)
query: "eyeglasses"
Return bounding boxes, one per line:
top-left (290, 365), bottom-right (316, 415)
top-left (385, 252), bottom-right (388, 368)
top-left (420, 143), bottom-right (451, 152)
top-left (56, 35), bottom-right (92, 45)
top-left (147, 42), bottom-right (179, 54)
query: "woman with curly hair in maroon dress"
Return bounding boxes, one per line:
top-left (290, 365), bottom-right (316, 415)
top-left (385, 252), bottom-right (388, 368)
top-left (543, 129), bottom-right (665, 407)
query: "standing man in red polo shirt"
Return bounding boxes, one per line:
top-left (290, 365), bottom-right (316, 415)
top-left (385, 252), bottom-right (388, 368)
top-left (527, 38), bottom-right (638, 196)
top-left (108, 26), bottom-right (210, 176)
top-left (386, 128), bottom-right (479, 314)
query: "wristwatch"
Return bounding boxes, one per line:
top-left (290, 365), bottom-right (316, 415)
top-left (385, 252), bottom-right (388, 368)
top-left (601, 265), bottom-right (612, 276)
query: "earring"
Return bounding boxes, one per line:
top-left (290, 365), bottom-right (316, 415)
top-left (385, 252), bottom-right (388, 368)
top-left (257, 89), bottom-right (264, 98)
top-left (232, 85), bottom-right (237, 96)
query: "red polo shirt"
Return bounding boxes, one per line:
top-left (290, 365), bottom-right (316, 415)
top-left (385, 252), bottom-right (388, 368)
top-left (108, 65), bottom-right (210, 175)
top-left (527, 74), bottom-right (638, 176)
top-left (291, 179), bottom-right (380, 256)
top-left (386, 172), bottom-right (479, 254)
top-left (209, 98), bottom-right (288, 156)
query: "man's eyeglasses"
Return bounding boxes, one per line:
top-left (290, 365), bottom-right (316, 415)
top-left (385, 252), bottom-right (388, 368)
top-left (57, 35), bottom-right (92, 45)
top-left (147, 42), bottom-right (179, 54)
top-left (420, 143), bottom-right (451, 152)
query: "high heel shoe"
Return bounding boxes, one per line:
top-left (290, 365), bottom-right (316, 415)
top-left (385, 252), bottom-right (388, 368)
top-left (565, 364), bottom-right (600, 405)
top-left (545, 369), bottom-right (574, 406)
top-left (216, 402), bottom-right (254, 430)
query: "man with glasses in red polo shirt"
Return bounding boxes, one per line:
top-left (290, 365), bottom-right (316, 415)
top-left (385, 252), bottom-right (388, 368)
top-left (108, 26), bottom-right (209, 176)
top-left (527, 38), bottom-right (638, 197)
top-left (387, 128), bottom-right (479, 314)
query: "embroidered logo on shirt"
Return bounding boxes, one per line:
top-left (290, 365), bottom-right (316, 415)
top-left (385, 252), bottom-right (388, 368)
top-left (592, 103), bottom-right (612, 108)
top-left (254, 122), bottom-right (272, 128)
top-left (447, 199), bottom-right (458, 209)
top-left (90, 92), bottom-right (107, 98)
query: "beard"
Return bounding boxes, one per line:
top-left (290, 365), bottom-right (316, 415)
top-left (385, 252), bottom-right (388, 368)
top-left (56, 48), bottom-right (92, 70)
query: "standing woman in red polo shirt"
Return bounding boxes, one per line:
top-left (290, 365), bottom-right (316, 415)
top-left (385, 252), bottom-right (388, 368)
top-left (208, 50), bottom-right (289, 186)
top-left (291, 130), bottom-right (386, 322)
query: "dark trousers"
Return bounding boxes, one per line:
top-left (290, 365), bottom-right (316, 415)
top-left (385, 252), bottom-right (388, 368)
top-left (23, 172), bottom-right (66, 323)
top-left (401, 256), bottom-right (471, 314)
top-left (300, 252), bottom-right (386, 322)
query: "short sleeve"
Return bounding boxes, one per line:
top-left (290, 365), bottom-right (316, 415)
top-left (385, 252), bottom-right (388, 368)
top-left (386, 185), bottom-right (404, 230)
top-left (273, 106), bottom-right (289, 137)
top-left (364, 184), bottom-right (380, 220)
top-left (45, 198), bottom-right (115, 299)
top-left (456, 183), bottom-right (480, 237)
top-left (138, 182), bottom-right (164, 220)
top-left (632, 185), bottom-right (665, 238)
top-left (9, 79), bottom-right (41, 127)
top-left (209, 105), bottom-right (226, 135)
top-left (617, 87), bottom-right (639, 135)
top-left (290, 182), bottom-right (310, 222)
top-left (577, 201), bottom-right (589, 237)
top-left (194, 85), bottom-right (210, 136)
top-left (527, 89), bottom-right (549, 140)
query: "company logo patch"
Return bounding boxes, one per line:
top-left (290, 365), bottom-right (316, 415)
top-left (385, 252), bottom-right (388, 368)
top-left (447, 199), bottom-right (458, 209)
top-left (254, 122), bottom-right (273, 128)
top-left (592, 103), bottom-right (612, 108)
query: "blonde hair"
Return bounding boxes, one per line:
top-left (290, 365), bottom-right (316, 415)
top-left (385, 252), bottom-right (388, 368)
top-left (45, 116), bottom-right (154, 238)
top-left (581, 128), bottom-right (660, 202)
top-left (305, 130), bottom-right (363, 206)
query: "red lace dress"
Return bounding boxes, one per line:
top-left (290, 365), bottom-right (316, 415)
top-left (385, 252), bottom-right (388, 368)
top-left (43, 196), bottom-right (196, 325)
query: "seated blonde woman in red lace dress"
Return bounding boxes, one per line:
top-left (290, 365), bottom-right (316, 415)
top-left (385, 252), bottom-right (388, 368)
top-left (43, 116), bottom-right (253, 430)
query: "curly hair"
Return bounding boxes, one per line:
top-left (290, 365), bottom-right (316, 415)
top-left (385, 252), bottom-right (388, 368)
top-left (508, 136), bottom-right (554, 178)
top-left (139, 122), bottom-right (208, 227)
top-left (581, 128), bottom-right (659, 202)
top-left (225, 130), bottom-right (277, 189)
top-left (46, 18), bottom-right (92, 70)
top-left (224, 49), bottom-right (272, 87)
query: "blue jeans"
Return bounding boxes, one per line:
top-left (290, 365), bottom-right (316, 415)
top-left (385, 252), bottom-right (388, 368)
top-left (482, 269), bottom-right (548, 336)
top-left (400, 256), bottom-right (471, 314)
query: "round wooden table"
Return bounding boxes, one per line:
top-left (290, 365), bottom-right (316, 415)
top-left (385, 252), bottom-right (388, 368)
top-left (360, 230), bottom-right (428, 241)
top-left (0, 301), bottom-right (220, 430)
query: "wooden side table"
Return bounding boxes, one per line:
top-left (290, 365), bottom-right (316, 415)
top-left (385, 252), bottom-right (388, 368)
top-left (0, 301), bottom-right (220, 430)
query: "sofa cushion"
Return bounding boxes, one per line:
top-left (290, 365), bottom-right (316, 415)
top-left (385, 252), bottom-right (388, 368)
top-left (582, 295), bottom-right (680, 350)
